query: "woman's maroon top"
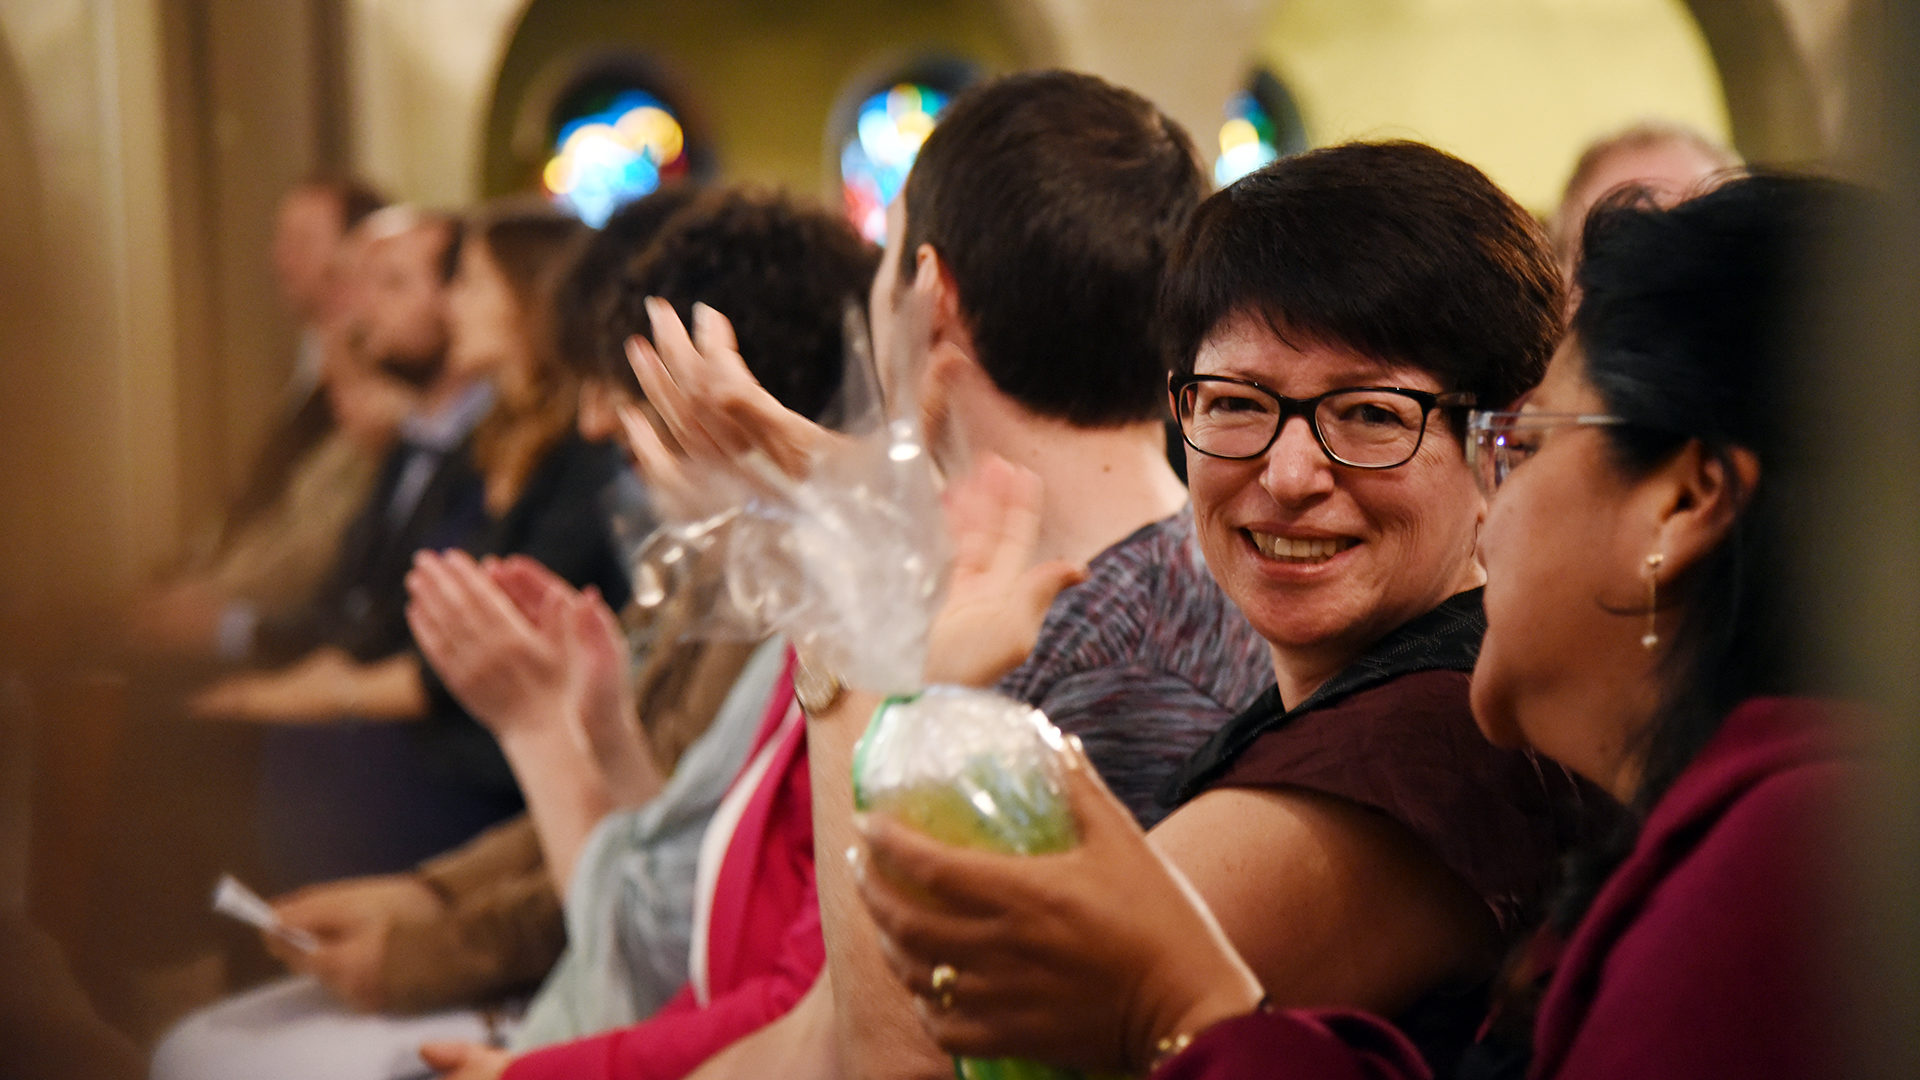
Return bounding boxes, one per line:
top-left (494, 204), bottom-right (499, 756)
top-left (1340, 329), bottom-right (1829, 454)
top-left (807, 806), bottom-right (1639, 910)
top-left (1155, 696), bottom-right (1858, 1080)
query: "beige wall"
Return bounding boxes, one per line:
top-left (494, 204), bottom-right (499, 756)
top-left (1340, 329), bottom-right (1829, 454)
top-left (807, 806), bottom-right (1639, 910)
top-left (0, 0), bottom-right (338, 638)
top-left (0, 0), bottom-right (179, 633)
top-left (1255, 0), bottom-right (1731, 212)
top-left (345, 0), bottom-right (525, 205)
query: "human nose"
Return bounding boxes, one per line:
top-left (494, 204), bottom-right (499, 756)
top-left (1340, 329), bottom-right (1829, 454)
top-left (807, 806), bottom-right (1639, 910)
top-left (1258, 414), bottom-right (1336, 503)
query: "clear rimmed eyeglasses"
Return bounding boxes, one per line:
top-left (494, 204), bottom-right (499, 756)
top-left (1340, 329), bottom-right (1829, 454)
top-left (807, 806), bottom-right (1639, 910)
top-left (1465, 409), bottom-right (1628, 495)
top-left (1169, 373), bottom-right (1475, 469)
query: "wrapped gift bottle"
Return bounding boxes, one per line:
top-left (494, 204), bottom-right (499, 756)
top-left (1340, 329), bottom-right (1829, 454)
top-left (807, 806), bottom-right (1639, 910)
top-left (852, 686), bottom-right (1104, 1080)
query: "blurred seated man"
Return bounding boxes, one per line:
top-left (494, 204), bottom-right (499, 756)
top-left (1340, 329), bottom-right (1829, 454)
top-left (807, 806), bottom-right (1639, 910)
top-left (224, 176), bottom-right (391, 542)
top-left (233, 207), bottom-right (490, 672)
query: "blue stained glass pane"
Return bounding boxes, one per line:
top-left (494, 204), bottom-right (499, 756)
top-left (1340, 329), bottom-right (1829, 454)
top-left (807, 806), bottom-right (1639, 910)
top-left (840, 81), bottom-right (952, 243)
top-left (544, 88), bottom-right (687, 226)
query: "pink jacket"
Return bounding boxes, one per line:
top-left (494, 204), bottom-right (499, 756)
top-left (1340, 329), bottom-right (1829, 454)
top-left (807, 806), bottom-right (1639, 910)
top-left (505, 652), bottom-right (821, 1080)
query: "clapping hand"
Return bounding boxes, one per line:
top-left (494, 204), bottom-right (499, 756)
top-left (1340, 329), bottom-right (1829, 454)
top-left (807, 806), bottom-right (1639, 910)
top-left (405, 552), bottom-right (661, 803)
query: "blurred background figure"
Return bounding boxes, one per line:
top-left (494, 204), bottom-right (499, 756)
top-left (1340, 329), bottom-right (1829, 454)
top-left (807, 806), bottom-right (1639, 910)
top-left (123, 177), bottom-right (391, 662)
top-left (1548, 121), bottom-right (1740, 282)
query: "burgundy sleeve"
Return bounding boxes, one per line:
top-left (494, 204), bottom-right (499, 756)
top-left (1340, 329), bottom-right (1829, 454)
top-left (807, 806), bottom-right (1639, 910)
top-left (502, 877), bottom-right (824, 1080)
top-left (1154, 1009), bottom-right (1433, 1080)
top-left (1545, 763), bottom-right (1846, 1080)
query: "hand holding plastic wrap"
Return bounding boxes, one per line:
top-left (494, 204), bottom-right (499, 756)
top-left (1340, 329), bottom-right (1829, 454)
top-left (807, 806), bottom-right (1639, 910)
top-left (618, 297), bottom-right (946, 694)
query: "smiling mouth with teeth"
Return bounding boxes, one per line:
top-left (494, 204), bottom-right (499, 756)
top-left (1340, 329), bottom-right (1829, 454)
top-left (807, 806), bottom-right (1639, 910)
top-left (1247, 530), bottom-right (1359, 563)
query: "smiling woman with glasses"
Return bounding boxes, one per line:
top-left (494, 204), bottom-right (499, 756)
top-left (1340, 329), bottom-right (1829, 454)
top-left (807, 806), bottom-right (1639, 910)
top-left (848, 140), bottom-right (1619, 1079)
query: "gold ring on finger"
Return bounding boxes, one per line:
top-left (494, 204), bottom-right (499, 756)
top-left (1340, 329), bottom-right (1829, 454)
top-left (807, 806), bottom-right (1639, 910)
top-left (929, 963), bottom-right (958, 1012)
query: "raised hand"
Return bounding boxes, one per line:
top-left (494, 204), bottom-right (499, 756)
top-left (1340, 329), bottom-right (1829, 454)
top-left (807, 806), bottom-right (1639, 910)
top-left (626, 299), bottom-right (831, 481)
top-left (854, 738), bottom-right (1264, 1075)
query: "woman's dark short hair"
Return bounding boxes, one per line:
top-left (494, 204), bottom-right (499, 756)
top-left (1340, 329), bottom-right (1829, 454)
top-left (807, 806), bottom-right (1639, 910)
top-left (600, 187), bottom-right (878, 423)
top-left (1161, 140), bottom-right (1564, 420)
top-left (897, 70), bottom-right (1208, 428)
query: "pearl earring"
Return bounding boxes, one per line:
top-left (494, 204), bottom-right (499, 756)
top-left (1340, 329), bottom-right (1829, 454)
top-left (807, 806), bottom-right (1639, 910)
top-left (1641, 552), bottom-right (1665, 649)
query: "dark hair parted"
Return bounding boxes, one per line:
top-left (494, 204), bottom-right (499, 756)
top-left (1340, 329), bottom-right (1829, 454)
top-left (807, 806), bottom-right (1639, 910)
top-left (601, 187), bottom-right (877, 423)
top-left (1553, 173), bottom-right (1866, 930)
top-left (897, 70), bottom-right (1208, 427)
top-left (1162, 141), bottom-right (1563, 422)
top-left (555, 185), bottom-right (703, 378)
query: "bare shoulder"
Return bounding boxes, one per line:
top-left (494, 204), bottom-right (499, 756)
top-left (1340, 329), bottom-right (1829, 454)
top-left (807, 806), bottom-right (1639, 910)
top-left (1150, 785), bottom-right (1500, 1015)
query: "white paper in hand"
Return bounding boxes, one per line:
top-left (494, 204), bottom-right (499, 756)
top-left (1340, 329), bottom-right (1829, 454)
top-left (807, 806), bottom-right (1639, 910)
top-left (211, 873), bottom-right (319, 953)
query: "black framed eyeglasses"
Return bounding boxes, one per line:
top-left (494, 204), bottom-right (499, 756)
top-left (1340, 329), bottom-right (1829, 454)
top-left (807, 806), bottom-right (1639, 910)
top-left (1465, 409), bottom-right (1628, 496)
top-left (1169, 374), bottom-right (1475, 469)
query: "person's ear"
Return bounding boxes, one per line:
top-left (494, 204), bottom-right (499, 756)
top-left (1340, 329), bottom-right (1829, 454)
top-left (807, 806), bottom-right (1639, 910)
top-left (913, 245), bottom-right (980, 406)
top-left (1649, 440), bottom-right (1760, 576)
top-left (912, 245), bottom-right (970, 356)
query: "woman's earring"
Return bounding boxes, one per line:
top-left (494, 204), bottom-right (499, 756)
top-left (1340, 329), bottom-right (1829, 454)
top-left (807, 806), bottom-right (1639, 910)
top-left (1641, 552), bottom-right (1665, 649)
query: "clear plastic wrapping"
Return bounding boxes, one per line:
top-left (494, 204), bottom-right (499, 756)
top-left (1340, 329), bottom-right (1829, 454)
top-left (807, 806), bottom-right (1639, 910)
top-left (854, 689), bottom-right (1095, 1080)
top-left (626, 305), bottom-right (947, 695)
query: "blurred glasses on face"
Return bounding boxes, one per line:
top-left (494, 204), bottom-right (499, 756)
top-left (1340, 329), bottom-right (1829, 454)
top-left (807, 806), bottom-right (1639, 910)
top-left (1466, 409), bottom-right (1628, 496)
top-left (1170, 373), bottom-right (1475, 469)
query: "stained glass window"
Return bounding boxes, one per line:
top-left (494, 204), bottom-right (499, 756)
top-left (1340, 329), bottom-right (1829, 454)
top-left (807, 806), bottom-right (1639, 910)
top-left (543, 89), bottom-right (690, 227)
top-left (840, 82), bottom-right (951, 244)
top-left (1214, 71), bottom-right (1309, 188)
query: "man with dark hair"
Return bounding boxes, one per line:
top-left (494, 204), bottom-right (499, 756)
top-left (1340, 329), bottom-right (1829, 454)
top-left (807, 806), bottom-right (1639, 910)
top-left (600, 70), bottom-right (1273, 1080)
top-left (888, 70), bottom-right (1204, 428)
